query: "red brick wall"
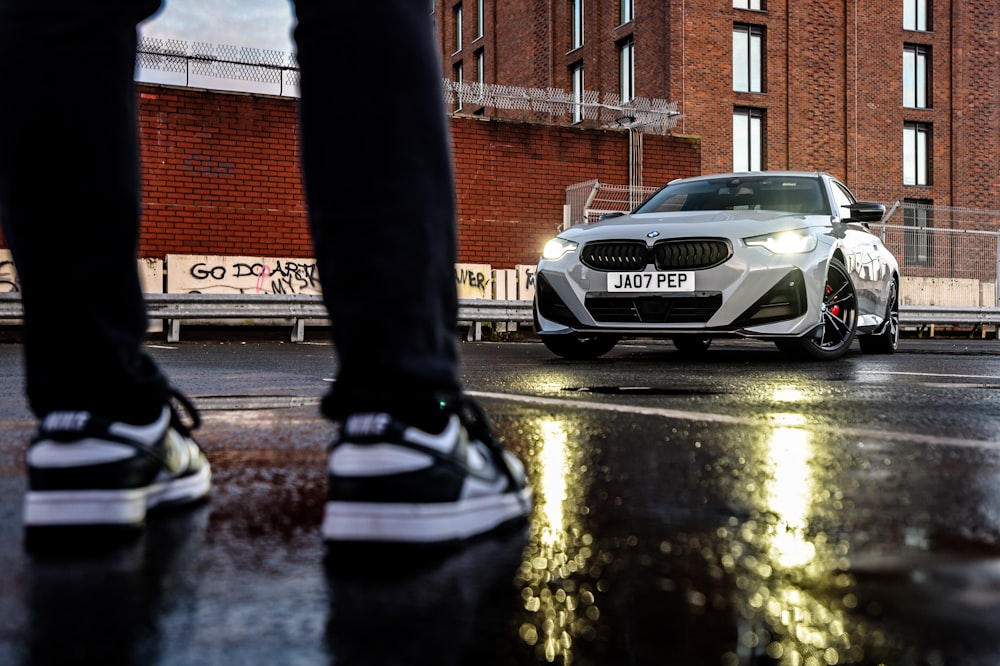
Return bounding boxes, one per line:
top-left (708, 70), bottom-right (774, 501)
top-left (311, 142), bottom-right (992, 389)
top-left (0, 84), bottom-right (699, 268)
top-left (137, 86), bottom-right (311, 259)
top-left (451, 117), bottom-right (699, 266)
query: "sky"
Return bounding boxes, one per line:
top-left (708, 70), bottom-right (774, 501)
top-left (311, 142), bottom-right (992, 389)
top-left (139, 0), bottom-right (296, 53)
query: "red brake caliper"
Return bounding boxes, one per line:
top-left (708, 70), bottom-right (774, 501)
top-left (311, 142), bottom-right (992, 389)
top-left (826, 284), bottom-right (841, 317)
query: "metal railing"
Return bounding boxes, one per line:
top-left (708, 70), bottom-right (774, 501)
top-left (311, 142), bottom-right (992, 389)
top-left (0, 293), bottom-right (533, 343)
top-left (137, 37), bottom-right (300, 97)
top-left (1, 293), bottom-right (997, 341)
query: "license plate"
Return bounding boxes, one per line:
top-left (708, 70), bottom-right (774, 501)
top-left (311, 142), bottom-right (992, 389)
top-left (607, 271), bottom-right (695, 293)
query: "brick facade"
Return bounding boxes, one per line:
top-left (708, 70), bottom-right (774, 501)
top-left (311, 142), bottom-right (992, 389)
top-left (0, 83), bottom-right (700, 268)
top-left (436, 0), bottom-right (1000, 213)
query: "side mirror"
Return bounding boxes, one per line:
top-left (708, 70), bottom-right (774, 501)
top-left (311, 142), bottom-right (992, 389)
top-left (845, 202), bottom-right (886, 223)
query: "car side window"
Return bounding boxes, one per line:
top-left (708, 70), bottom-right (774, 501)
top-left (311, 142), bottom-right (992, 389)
top-left (830, 182), bottom-right (855, 219)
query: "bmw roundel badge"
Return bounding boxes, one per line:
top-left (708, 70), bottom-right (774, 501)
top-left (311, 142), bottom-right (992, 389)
top-left (646, 231), bottom-right (660, 238)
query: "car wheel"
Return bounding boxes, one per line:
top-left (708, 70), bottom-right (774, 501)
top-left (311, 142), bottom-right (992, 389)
top-left (775, 257), bottom-right (858, 361)
top-left (672, 335), bottom-right (712, 354)
top-left (859, 279), bottom-right (899, 354)
top-left (540, 334), bottom-right (619, 359)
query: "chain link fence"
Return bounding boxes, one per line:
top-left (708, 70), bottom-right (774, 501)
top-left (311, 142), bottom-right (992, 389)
top-left (137, 37), bottom-right (300, 97)
top-left (565, 180), bottom-right (659, 227)
top-left (444, 81), bottom-right (680, 133)
top-left (879, 203), bottom-right (1000, 306)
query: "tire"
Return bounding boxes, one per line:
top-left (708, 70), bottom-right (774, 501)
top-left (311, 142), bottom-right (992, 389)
top-left (774, 258), bottom-right (858, 361)
top-left (859, 279), bottom-right (899, 354)
top-left (541, 334), bottom-right (619, 359)
top-left (672, 335), bottom-right (712, 354)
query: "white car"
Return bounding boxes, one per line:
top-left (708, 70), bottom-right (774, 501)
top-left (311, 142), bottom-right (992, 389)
top-left (534, 171), bottom-right (900, 360)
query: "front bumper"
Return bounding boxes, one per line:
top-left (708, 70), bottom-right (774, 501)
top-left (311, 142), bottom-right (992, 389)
top-left (534, 249), bottom-right (830, 339)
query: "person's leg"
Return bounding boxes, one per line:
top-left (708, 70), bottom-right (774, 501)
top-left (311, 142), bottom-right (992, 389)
top-left (294, 1), bottom-right (460, 430)
top-left (0, 0), bottom-right (166, 422)
top-left (293, 1), bottom-right (530, 543)
top-left (0, 1), bottom-right (210, 531)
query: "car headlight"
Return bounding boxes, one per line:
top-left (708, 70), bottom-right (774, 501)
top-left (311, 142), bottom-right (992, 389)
top-left (744, 229), bottom-right (818, 254)
top-left (542, 237), bottom-right (579, 260)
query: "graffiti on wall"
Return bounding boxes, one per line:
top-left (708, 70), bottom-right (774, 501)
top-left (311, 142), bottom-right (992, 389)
top-left (517, 264), bottom-right (536, 301)
top-left (455, 263), bottom-right (491, 299)
top-left (166, 254), bottom-right (322, 294)
top-left (0, 251), bottom-right (162, 296)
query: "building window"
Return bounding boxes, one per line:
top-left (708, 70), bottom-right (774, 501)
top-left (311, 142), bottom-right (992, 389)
top-left (620, 0), bottom-right (634, 25)
top-left (570, 0), bottom-right (584, 50)
top-left (903, 44), bottom-right (930, 108)
top-left (903, 122), bottom-right (930, 185)
top-left (733, 24), bottom-right (763, 93)
top-left (903, 200), bottom-right (933, 264)
top-left (619, 37), bottom-right (635, 103)
top-left (475, 0), bottom-right (485, 39)
top-left (903, 0), bottom-right (929, 31)
top-left (453, 61), bottom-right (464, 109)
top-left (453, 3), bottom-right (463, 53)
top-left (734, 0), bottom-right (764, 9)
top-left (733, 107), bottom-right (764, 171)
top-left (571, 64), bottom-right (585, 123)
top-left (475, 49), bottom-right (485, 87)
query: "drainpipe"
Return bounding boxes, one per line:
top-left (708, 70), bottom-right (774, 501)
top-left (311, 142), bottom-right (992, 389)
top-left (628, 127), bottom-right (643, 209)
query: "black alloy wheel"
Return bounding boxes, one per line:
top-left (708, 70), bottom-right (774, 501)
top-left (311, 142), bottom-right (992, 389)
top-left (775, 258), bottom-right (858, 361)
top-left (859, 279), bottom-right (899, 354)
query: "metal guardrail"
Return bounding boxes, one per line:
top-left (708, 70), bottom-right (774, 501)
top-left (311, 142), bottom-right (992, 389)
top-left (0, 293), bottom-right (996, 341)
top-left (0, 293), bottom-right (534, 343)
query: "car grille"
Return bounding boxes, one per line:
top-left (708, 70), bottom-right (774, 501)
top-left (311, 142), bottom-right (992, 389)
top-left (653, 239), bottom-right (732, 269)
top-left (585, 294), bottom-right (723, 324)
top-left (580, 241), bottom-right (648, 270)
top-left (580, 239), bottom-right (732, 271)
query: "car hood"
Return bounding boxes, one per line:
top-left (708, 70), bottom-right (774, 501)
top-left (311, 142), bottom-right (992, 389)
top-left (563, 210), bottom-right (831, 241)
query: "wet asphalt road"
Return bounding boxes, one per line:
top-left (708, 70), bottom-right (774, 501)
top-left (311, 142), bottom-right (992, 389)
top-left (2, 334), bottom-right (1000, 665)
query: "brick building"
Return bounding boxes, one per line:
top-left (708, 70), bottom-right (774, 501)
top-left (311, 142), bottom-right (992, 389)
top-left (434, 0), bottom-right (1000, 215)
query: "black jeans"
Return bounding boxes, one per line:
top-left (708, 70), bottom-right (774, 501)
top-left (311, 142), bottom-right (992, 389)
top-left (0, 0), bottom-right (461, 423)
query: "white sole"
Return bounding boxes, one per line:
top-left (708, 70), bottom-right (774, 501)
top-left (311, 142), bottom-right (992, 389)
top-left (322, 488), bottom-right (531, 543)
top-left (23, 465), bottom-right (211, 527)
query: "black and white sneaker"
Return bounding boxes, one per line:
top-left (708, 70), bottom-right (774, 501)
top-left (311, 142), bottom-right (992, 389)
top-left (23, 392), bottom-right (211, 528)
top-left (322, 400), bottom-right (532, 544)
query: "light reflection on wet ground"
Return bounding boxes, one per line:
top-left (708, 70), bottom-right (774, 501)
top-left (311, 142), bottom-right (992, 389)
top-left (498, 400), bottom-right (1000, 666)
top-left (2, 340), bottom-right (1000, 664)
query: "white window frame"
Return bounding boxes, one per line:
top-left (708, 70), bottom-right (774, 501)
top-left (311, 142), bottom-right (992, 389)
top-left (453, 61), bottom-right (464, 110)
top-left (733, 108), bottom-right (764, 171)
top-left (903, 0), bottom-right (929, 31)
top-left (620, 0), bottom-right (633, 25)
top-left (571, 64), bottom-right (585, 123)
top-left (475, 0), bottom-right (485, 39)
top-left (903, 44), bottom-right (929, 108)
top-left (904, 201), bottom-right (932, 263)
top-left (453, 3), bottom-right (463, 53)
top-left (619, 38), bottom-right (635, 104)
top-left (734, 0), bottom-right (764, 9)
top-left (571, 0), bottom-right (584, 50)
top-left (733, 24), bottom-right (763, 93)
top-left (903, 122), bottom-right (930, 186)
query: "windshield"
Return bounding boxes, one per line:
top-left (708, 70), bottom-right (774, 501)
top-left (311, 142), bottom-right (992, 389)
top-left (634, 175), bottom-right (828, 215)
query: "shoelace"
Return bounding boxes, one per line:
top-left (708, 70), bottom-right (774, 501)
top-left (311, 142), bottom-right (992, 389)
top-left (167, 388), bottom-right (202, 438)
top-left (452, 395), bottom-right (530, 504)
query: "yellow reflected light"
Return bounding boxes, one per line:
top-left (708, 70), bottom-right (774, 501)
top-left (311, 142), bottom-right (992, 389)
top-left (538, 419), bottom-right (570, 549)
top-left (771, 386), bottom-right (807, 403)
top-left (517, 417), bottom-right (599, 665)
top-left (765, 426), bottom-right (816, 569)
